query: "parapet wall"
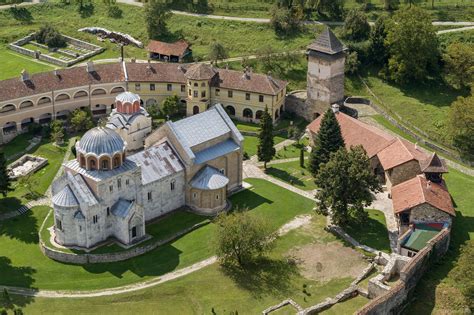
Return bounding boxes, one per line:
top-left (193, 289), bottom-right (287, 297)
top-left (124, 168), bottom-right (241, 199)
top-left (356, 228), bottom-right (450, 315)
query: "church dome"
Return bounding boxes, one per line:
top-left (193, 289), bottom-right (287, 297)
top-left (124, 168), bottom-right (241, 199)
top-left (77, 127), bottom-right (125, 156)
top-left (115, 91), bottom-right (141, 114)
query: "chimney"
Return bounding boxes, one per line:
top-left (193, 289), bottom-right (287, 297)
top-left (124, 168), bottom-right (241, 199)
top-left (331, 104), bottom-right (340, 114)
top-left (86, 61), bottom-right (95, 73)
top-left (426, 180), bottom-right (431, 190)
top-left (20, 69), bottom-right (29, 82)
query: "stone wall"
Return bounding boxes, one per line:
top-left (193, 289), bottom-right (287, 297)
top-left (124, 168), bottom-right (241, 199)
top-left (40, 220), bottom-right (209, 264)
top-left (356, 228), bottom-right (450, 315)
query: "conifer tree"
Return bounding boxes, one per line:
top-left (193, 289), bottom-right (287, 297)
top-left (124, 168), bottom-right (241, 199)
top-left (257, 107), bottom-right (276, 169)
top-left (308, 108), bottom-right (345, 177)
top-left (0, 152), bottom-right (12, 197)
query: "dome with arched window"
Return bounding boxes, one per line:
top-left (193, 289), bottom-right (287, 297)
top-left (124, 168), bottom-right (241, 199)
top-left (115, 91), bottom-right (141, 115)
top-left (76, 127), bottom-right (127, 171)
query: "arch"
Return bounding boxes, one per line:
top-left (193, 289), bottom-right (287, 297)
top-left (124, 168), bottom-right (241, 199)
top-left (20, 117), bottom-right (34, 130)
top-left (275, 109), bottom-right (279, 119)
top-left (112, 153), bottom-right (122, 169)
top-left (193, 106), bottom-right (199, 115)
top-left (87, 156), bottom-right (98, 170)
top-left (110, 86), bottom-right (125, 94)
top-left (19, 100), bottom-right (34, 109)
top-left (146, 99), bottom-right (157, 108)
top-left (74, 90), bottom-right (88, 99)
top-left (79, 153), bottom-right (86, 168)
top-left (56, 110), bottom-right (71, 120)
top-left (37, 96), bottom-right (52, 106)
top-left (38, 113), bottom-right (52, 124)
top-left (225, 105), bottom-right (235, 116)
top-left (243, 108), bottom-right (253, 119)
top-left (55, 93), bottom-right (71, 102)
top-left (201, 82), bottom-right (206, 87)
top-left (3, 121), bottom-right (17, 135)
top-left (99, 155), bottom-right (111, 171)
top-left (255, 110), bottom-right (263, 120)
top-left (0, 104), bottom-right (16, 113)
top-left (91, 88), bottom-right (107, 96)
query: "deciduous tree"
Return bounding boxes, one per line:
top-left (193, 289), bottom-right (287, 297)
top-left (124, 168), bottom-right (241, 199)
top-left (369, 15), bottom-right (390, 66)
top-left (308, 108), bottom-right (345, 177)
top-left (385, 7), bottom-right (439, 84)
top-left (208, 41), bottom-right (228, 65)
top-left (70, 108), bottom-right (93, 133)
top-left (161, 95), bottom-right (180, 117)
top-left (314, 146), bottom-right (381, 226)
top-left (450, 240), bottom-right (474, 308)
top-left (50, 120), bottom-right (65, 145)
top-left (449, 94), bottom-right (474, 158)
top-left (144, 0), bottom-right (171, 40)
top-left (214, 209), bottom-right (276, 267)
top-left (257, 107), bottom-right (276, 169)
top-left (443, 42), bottom-right (474, 90)
top-left (0, 153), bottom-right (13, 197)
top-left (343, 9), bottom-right (370, 41)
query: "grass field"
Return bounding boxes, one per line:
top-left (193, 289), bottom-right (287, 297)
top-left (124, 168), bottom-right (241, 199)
top-left (344, 210), bottom-right (391, 253)
top-left (0, 178), bottom-right (316, 291)
top-left (265, 160), bottom-right (317, 191)
top-left (243, 135), bottom-right (286, 157)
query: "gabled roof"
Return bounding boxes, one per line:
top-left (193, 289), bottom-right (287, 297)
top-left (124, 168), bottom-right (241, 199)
top-left (307, 27), bottom-right (344, 55)
top-left (377, 138), bottom-right (429, 171)
top-left (214, 69), bottom-right (287, 96)
top-left (111, 199), bottom-right (134, 218)
top-left (124, 62), bottom-right (187, 83)
top-left (194, 139), bottom-right (240, 165)
top-left (307, 111), bottom-right (395, 158)
top-left (420, 153), bottom-right (448, 173)
top-left (391, 175), bottom-right (455, 216)
top-left (190, 165), bottom-right (229, 190)
top-left (185, 63), bottom-right (217, 80)
top-left (128, 141), bottom-right (184, 185)
top-left (146, 39), bottom-right (190, 57)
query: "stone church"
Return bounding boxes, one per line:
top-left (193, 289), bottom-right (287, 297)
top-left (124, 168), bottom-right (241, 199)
top-left (51, 103), bottom-right (243, 249)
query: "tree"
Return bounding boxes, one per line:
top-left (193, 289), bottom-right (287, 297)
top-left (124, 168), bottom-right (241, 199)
top-left (0, 153), bottom-right (13, 198)
top-left (257, 107), bottom-right (276, 169)
top-left (208, 41), bottom-right (228, 65)
top-left (448, 95), bottom-right (474, 158)
top-left (35, 24), bottom-right (66, 48)
top-left (214, 209), bottom-right (276, 267)
top-left (144, 0), bottom-right (171, 40)
top-left (312, 0), bottom-right (345, 19)
top-left (300, 148), bottom-right (305, 168)
top-left (369, 15), bottom-right (390, 66)
top-left (385, 7), bottom-right (439, 84)
top-left (345, 51), bottom-right (360, 74)
top-left (403, 0), bottom-right (421, 8)
top-left (450, 240), bottom-right (474, 308)
top-left (161, 95), bottom-right (180, 117)
top-left (314, 146), bottom-right (381, 226)
top-left (343, 9), bottom-right (370, 41)
top-left (443, 42), bottom-right (474, 90)
top-left (18, 173), bottom-right (39, 200)
top-left (270, 3), bottom-right (303, 34)
top-left (50, 119), bottom-right (65, 145)
top-left (147, 102), bottom-right (162, 120)
top-left (383, 0), bottom-right (399, 10)
top-left (308, 109), bottom-right (345, 177)
top-left (69, 108), bottom-right (93, 133)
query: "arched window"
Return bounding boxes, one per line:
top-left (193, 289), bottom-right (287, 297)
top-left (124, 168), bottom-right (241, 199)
top-left (255, 110), bottom-right (263, 120)
top-left (101, 159), bottom-right (109, 170)
top-left (201, 82), bottom-right (205, 87)
top-left (243, 108), bottom-right (253, 118)
top-left (170, 180), bottom-right (175, 191)
top-left (193, 106), bottom-right (199, 115)
top-left (113, 156), bottom-right (120, 168)
top-left (80, 155), bottom-right (86, 168)
top-left (90, 159), bottom-right (96, 170)
top-left (194, 83), bottom-right (198, 87)
top-left (225, 105), bottom-right (235, 116)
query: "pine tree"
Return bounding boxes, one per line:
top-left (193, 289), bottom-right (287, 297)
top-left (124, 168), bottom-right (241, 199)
top-left (300, 148), bottom-right (305, 168)
top-left (257, 107), bottom-right (276, 169)
top-left (308, 108), bottom-right (345, 177)
top-left (0, 153), bottom-right (12, 197)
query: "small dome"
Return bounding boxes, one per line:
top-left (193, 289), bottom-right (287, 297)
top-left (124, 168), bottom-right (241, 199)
top-left (77, 127), bottom-right (125, 156)
top-left (116, 91), bottom-right (140, 104)
top-left (52, 185), bottom-right (79, 208)
top-left (115, 92), bottom-right (141, 115)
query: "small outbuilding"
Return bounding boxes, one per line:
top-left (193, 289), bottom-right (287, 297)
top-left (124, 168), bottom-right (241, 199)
top-left (146, 39), bottom-right (192, 63)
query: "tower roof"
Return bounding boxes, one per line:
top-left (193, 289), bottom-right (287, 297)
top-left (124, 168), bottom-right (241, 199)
top-left (420, 153), bottom-right (448, 173)
top-left (307, 27), bottom-right (345, 55)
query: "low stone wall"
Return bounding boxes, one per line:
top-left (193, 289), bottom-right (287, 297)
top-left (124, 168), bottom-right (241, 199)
top-left (356, 228), bottom-right (450, 315)
top-left (40, 221), bottom-right (210, 264)
top-left (8, 154), bottom-right (48, 179)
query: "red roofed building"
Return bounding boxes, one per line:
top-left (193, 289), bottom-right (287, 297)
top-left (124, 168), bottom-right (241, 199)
top-left (146, 39), bottom-right (192, 63)
top-left (392, 175), bottom-right (454, 233)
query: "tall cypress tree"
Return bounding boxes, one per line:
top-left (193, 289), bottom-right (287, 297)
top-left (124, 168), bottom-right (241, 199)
top-left (308, 108), bottom-right (345, 177)
top-left (0, 152), bottom-right (13, 197)
top-left (257, 107), bottom-right (276, 169)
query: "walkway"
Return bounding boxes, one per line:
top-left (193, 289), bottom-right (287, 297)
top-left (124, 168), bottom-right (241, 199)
top-left (370, 191), bottom-right (399, 252)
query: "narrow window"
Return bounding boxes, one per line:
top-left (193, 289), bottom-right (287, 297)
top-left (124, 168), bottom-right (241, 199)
top-left (135, 83), bottom-right (141, 91)
top-left (215, 89), bottom-right (220, 96)
top-left (148, 191), bottom-right (152, 201)
top-left (117, 178), bottom-right (121, 189)
top-left (107, 207), bottom-right (110, 216)
top-left (167, 84), bottom-right (172, 91)
top-left (246, 93), bottom-right (250, 100)
top-left (193, 192), bottom-right (197, 199)
top-left (171, 181), bottom-right (175, 191)
top-left (181, 85), bottom-right (185, 92)
top-left (216, 194), bottom-right (219, 200)
top-left (109, 185), bottom-right (113, 193)
top-left (228, 90), bottom-right (233, 98)
top-left (201, 91), bottom-right (206, 98)
top-left (132, 226), bottom-right (137, 238)
top-left (259, 95), bottom-right (264, 102)
top-left (79, 226), bottom-right (82, 232)
top-left (126, 179), bottom-right (129, 186)
top-left (93, 215), bottom-right (98, 224)
top-left (194, 82), bottom-right (198, 87)
top-left (57, 219), bottom-right (62, 231)
top-left (219, 168), bottom-right (225, 175)
top-left (193, 91), bottom-right (198, 97)
top-left (188, 89), bottom-right (191, 96)
top-left (150, 83), bottom-right (155, 91)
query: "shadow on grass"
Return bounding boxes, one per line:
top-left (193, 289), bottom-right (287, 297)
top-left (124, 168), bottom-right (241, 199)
top-left (265, 167), bottom-right (305, 187)
top-left (230, 188), bottom-right (274, 210)
top-left (0, 256), bottom-right (36, 309)
top-left (221, 257), bottom-right (299, 298)
top-left (0, 211), bottom-right (39, 244)
top-left (344, 213), bottom-right (390, 253)
top-left (0, 197), bottom-right (22, 214)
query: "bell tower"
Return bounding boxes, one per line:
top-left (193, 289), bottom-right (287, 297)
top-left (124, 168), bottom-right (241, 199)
top-left (306, 27), bottom-right (346, 120)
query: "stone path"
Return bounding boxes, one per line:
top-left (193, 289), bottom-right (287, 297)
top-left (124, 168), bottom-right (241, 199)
top-left (370, 191), bottom-right (399, 253)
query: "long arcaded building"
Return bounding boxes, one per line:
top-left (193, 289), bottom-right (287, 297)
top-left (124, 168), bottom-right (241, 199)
top-left (0, 61), bottom-right (287, 145)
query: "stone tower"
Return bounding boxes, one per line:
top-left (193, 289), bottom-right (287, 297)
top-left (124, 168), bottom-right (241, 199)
top-left (306, 27), bottom-right (346, 120)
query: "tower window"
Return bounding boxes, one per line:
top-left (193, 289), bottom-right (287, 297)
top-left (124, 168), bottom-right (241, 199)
top-left (216, 194), bottom-right (219, 200)
top-left (56, 219), bottom-right (62, 231)
top-left (109, 185), bottom-right (113, 192)
top-left (125, 179), bottom-right (129, 186)
top-left (148, 191), bottom-right (152, 201)
top-left (171, 180), bottom-right (175, 191)
top-left (228, 90), bottom-right (233, 98)
top-left (167, 84), bottom-right (172, 91)
top-left (117, 178), bottom-right (121, 189)
top-left (107, 207), bottom-right (110, 216)
top-left (215, 89), bottom-right (220, 96)
top-left (246, 93), bottom-right (250, 100)
top-left (150, 84), bottom-right (155, 91)
top-left (93, 215), bottom-right (98, 224)
top-left (259, 95), bottom-right (264, 102)
top-left (181, 85), bottom-right (185, 92)
top-left (194, 91), bottom-right (198, 97)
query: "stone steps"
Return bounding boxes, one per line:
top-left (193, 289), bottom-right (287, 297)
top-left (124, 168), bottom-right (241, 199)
top-left (17, 205), bottom-right (30, 215)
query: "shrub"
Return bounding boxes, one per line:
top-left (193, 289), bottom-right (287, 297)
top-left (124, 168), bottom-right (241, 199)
top-left (107, 5), bottom-right (123, 18)
top-left (345, 51), bottom-right (361, 75)
top-left (343, 9), bottom-right (371, 41)
top-left (35, 24), bottom-right (66, 49)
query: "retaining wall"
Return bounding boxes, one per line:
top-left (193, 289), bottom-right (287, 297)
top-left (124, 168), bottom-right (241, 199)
top-left (356, 228), bottom-right (450, 315)
top-left (40, 221), bottom-right (209, 264)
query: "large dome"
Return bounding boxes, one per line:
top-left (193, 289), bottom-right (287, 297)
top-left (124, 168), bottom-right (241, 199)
top-left (77, 127), bottom-right (125, 156)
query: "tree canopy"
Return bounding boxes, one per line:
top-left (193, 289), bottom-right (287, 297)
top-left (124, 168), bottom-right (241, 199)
top-left (385, 7), bottom-right (439, 84)
top-left (0, 153), bottom-right (13, 198)
top-left (144, 0), bottom-right (171, 40)
top-left (443, 42), bottom-right (474, 90)
top-left (69, 108), bottom-right (94, 133)
top-left (257, 107), bottom-right (276, 169)
top-left (369, 15), bottom-right (390, 66)
top-left (449, 94), bottom-right (474, 159)
top-left (308, 109), bottom-right (345, 177)
top-left (343, 9), bottom-right (370, 41)
top-left (50, 120), bottom-right (65, 145)
top-left (314, 146), bottom-right (381, 226)
top-left (161, 95), bottom-right (180, 117)
top-left (208, 41), bottom-right (229, 65)
top-left (214, 209), bottom-right (276, 267)
top-left (35, 24), bottom-right (66, 48)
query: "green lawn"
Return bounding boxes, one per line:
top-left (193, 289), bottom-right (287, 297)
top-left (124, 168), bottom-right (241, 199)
top-left (0, 136), bottom-right (72, 213)
top-left (0, 178), bottom-right (316, 291)
top-left (243, 135), bottom-right (286, 157)
top-left (407, 168), bottom-right (474, 313)
top-left (265, 160), bottom-right (317, 191)
top-left (0, 132), bottom-right (37, 161)
top-left (0, 46), bottom-right (55, 81)
top-left (275, 138), bottom-right (309, 159)
top-left (319, 295), bottom-right (369, 315)
top-left (344, 210), bottom-right (391, 253)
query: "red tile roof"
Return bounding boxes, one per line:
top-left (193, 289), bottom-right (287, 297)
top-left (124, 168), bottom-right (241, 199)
top-left (125, 62), bottom-right (187, 83)
top-left (391, 175), bottom-right (455, 216)
top-left (377, 138), bottom-right (429, 171)
top-left (146, 39), bottom-right (190, 57)
top-left (0, 63), bottom-right (124, 102)
top-left (215, 68), bottom-right (287, 96)
top-left (306, 111), bottom-right (395, 158)
top-left (420, 153), bottom-right (448, 173)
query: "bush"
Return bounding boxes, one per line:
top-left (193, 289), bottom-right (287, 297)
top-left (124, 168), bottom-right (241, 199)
top-left (107, 5), bottom-right (122, 18)
top-left (346, 40), bottom-right (371, 65)
top-left (35, 24), bottom-right (66, 49)
top-left (451, 240), bottom-right (474, 308)
top-left (343, 9), bottom-right (371, 41)
top-left (345, 51), bottom-right (360, 75)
